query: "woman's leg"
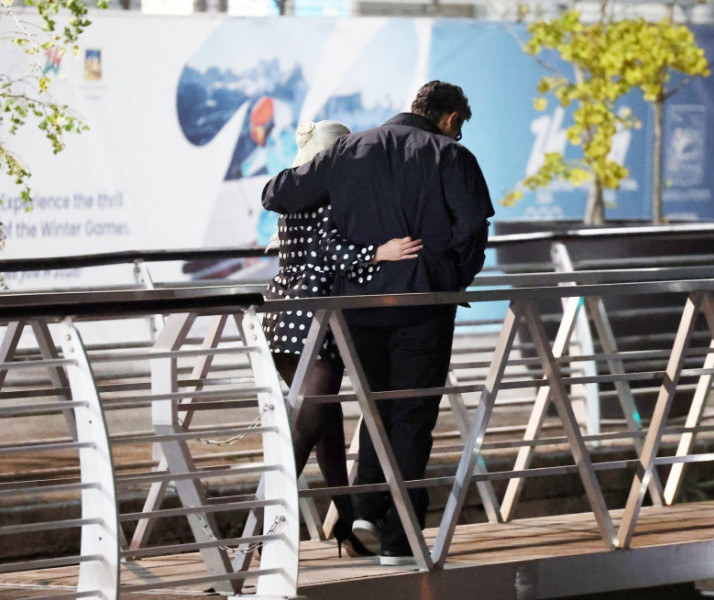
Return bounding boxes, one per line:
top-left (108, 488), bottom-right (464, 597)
top-left (272, 354), bottom-right (352, 519)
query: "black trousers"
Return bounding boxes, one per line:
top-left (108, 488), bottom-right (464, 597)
top-left (349, 306), bottom-right (456, 553)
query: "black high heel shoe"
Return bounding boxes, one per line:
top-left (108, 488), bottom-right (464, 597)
top-left (333, 519), bottom-right (376, 558)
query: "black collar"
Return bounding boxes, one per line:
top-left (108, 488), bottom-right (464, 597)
top-left (383, 112), bottom-right (442, 135)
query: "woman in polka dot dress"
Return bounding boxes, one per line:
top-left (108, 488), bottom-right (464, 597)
top-left (262, 120), bottom-right (422, 558)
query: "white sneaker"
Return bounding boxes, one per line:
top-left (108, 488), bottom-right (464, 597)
top-left (351, 519), bottom-right (380, 553)
top-left (379, 552), bottom-right (416, 566)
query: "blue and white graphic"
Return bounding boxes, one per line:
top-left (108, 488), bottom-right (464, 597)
top-left (176, 18), bottom-right (430, 279)
top-left (1, 14), bottom-right (712, 290)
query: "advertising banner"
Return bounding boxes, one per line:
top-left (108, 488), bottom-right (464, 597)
top-left (1, 13), bottom-right (713, 296)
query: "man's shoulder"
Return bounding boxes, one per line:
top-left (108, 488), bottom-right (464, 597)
top-left (442, 139), bottom-right (479, 163)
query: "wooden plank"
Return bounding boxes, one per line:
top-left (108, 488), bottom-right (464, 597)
top-left (4, 502), bottom-right (714, 599)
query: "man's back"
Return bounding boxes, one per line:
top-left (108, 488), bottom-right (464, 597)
top-left (322, 112), bottom-right (492, 302)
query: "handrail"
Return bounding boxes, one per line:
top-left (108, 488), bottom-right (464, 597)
top-left (489, 221), bottom-right (714, 246)
top-left (0, 285), bottom-right (264, 319)
top-left (2, 222), bottom-right (714, 273)
top-left (0, 246), bottom-right (277, 272)
top-left (2, 266), bottom-right (714, 320)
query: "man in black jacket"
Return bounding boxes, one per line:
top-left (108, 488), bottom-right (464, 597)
top-left (262, 80), bottom-right (494, 565)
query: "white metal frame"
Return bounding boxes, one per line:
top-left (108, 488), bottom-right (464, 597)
top-left (0, 302), bottom-right (301, 599)
top-left (3, 267), bottom-right (714, 596)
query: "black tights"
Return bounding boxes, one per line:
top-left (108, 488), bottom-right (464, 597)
top-left (272, 353), bottom-right (355, 525)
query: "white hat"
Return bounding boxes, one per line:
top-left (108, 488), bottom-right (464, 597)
top-left (292, 120), bottom-right (351, 167)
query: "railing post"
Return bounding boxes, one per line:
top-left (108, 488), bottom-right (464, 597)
top-left (59, 318), bottom-right (120, 600)
top-left (521, 300), bottom-right (616, 548)
top-left (446, 368), bottom-right (502, 523)
top-left (432, 300), bottom-right (521, 567)
top-left (618, 292), bottom-right (704, 548)
top-left (585, 295), bottom-right (664, 506)
top-left (663, 292), bottom-right (714, 504)
top-left (132, 259), bottom-right (164, 341)
top-left (329, 308), bottom-right (434, 571)
top-left (0, 320), bottom-right (24, 388)
top-left (500, 295), bottom-right (583, 522)
top-left (550, 242), bottom-right (599, 435)
top-left (129, 313), bottom-right (229, 552)
top-left (235, 309), bottom-right (300, 599)
top-left (150, 312), bottom-right (239, 596)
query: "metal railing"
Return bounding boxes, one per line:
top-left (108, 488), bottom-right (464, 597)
top-left (3, 224), bottom-right (714, 597)
top-left (2, 268), bottom-right (714, 595)
top-left (0, 287), bottom-right (303, 599)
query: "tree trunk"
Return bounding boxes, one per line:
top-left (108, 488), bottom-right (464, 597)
top-left (584, 179), bottom-right (605, 226)
top-left (652, 98), bottom-right (664, 225)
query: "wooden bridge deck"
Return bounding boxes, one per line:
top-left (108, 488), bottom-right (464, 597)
top-left (3, 501), bottom-right (714, 599)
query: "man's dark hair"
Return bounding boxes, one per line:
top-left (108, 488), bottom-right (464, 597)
top-left (411, 80), bottom-right (472, 124)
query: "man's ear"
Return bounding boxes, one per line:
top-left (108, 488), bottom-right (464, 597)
top-left (435, 112), bottom-right (450, 133)
top-left (447, 111), bottom-right (461, 130)
top-left (437, 111), bottom-right (463, 140)
top-left (436, 111), bottom-right (459, 136)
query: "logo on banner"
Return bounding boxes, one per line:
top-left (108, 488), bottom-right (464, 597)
top-left (43, 46), bottom-right (62, 76)
top-left (84, 49), bottom-right (102, 81)
top-left (665, 105), bottom-right (706, 187)
top-left (525, 107), bottom-right (569, 176)
top-left (526, 106), bottom-right (633, 177)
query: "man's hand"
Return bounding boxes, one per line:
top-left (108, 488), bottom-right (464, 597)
top-left (373, 236), bottom-right (423, 263)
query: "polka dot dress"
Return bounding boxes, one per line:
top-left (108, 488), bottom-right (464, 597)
top-left (263, 203), bottom-right (378, 364)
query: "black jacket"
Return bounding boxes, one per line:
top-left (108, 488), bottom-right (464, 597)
top-left (262, 112), bottom-right (494, 325)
